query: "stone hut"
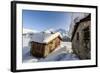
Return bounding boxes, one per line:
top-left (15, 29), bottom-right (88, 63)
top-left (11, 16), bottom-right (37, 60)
top-left (71, 14), bottom-right (91, 59)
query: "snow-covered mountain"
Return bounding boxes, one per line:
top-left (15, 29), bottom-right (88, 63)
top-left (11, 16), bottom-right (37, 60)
top-left (55, 29), bottom-right (70, 41)
top-left (44, 28), bottom-right (70, 41)
top-left (55, 29), bottom-right (68, 37)
top-left (23, 28), bottom-right (38, 34)
top-left (44, 28), bottom-right (55, 33)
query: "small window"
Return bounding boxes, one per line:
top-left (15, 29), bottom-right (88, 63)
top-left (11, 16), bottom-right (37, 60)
top-left (77, 32), bottom-right (79, 40)
top-left (83, 27), bottom-right (90, 40)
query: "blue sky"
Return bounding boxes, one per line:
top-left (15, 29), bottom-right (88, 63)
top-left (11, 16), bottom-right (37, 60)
top-left (22, 10), bottom-right (72, 32)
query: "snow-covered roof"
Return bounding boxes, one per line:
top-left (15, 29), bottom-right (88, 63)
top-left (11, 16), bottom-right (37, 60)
top-left (30, 32), bottom-right (62, 44)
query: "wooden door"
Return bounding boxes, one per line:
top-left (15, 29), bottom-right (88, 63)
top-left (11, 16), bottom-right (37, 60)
top-left (44, 46), bottom-right (50, 57)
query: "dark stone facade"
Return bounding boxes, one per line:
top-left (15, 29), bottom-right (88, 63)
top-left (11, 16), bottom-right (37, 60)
top-left (71, 14), bottom-right (91, 59)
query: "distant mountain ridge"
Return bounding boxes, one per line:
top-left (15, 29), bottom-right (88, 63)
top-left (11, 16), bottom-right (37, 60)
top-left (23, 28), bottom-right (38, 34)
top-left (23, 28), bottom-right (70, 41)
top-left (54, 29), bottom-right (70, 41)
top-left (55, 29), bottom-right (68, 37)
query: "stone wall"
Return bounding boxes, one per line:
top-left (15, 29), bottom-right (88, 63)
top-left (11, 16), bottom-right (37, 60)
top-left (72, 21), bottom-right (90, 59)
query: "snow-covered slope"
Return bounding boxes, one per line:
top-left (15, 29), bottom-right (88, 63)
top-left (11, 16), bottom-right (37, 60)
top-left (23, 28), bottom-right (38, 47)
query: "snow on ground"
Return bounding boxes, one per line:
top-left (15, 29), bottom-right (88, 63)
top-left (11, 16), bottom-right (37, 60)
top-left (22, 37), bottom-right (79, 63)
top-left (39, 45), bottom-right (79, 62)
